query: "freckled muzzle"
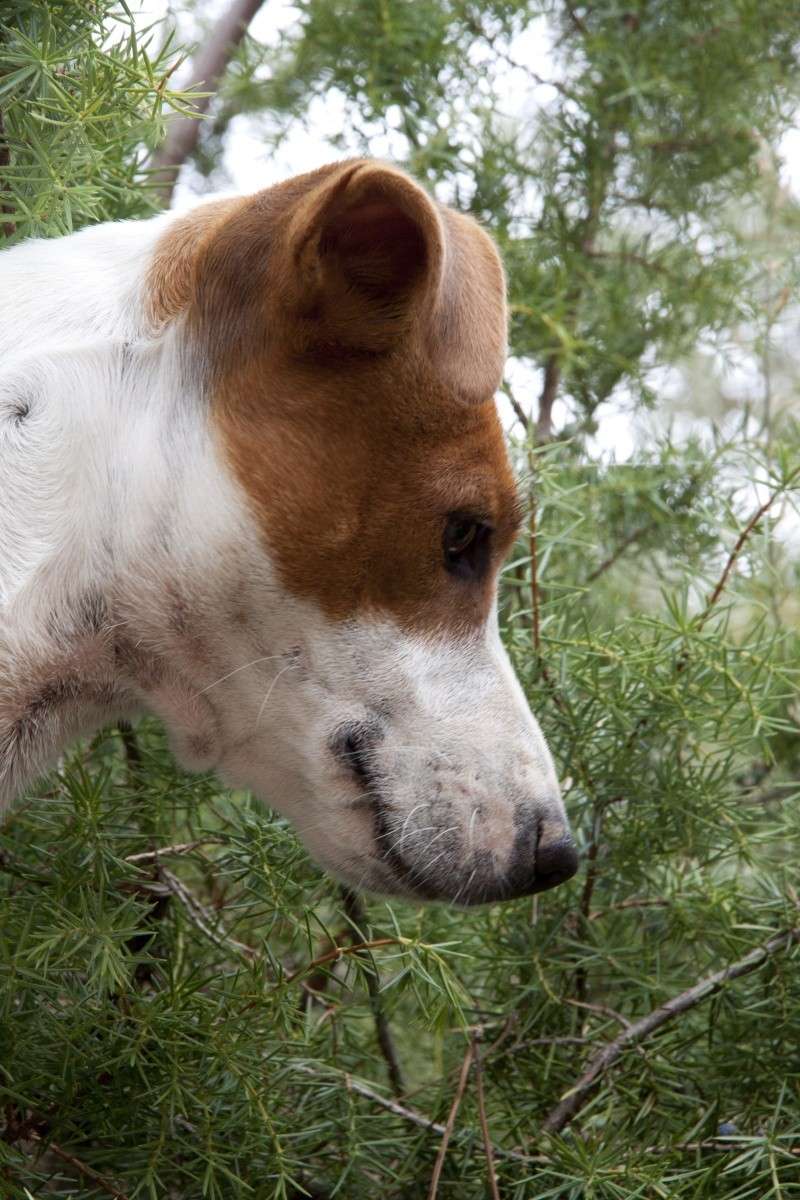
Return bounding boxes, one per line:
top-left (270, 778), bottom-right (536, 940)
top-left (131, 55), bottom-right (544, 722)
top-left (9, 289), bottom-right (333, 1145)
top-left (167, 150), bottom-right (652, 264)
top-left (331, 720), bottom-right (578, 905)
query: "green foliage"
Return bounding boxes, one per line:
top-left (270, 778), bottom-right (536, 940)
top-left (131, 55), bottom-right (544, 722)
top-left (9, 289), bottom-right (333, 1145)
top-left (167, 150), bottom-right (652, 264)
top-left (2, 1), bottom-right (800, 1197)
top-left (0, 1), bottom-right (189, 240)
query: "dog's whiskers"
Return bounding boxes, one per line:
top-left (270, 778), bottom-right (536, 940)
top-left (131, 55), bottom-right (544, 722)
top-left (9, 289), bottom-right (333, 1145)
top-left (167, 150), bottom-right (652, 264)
top-left (255, 661), bottom-right (299, 728)
top-left (197, 654), bottom-right (286, 696)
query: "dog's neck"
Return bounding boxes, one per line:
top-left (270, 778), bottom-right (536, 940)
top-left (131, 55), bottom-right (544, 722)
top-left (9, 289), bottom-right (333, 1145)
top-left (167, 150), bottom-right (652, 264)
top-left (0, 213), bottom-right (239, 803)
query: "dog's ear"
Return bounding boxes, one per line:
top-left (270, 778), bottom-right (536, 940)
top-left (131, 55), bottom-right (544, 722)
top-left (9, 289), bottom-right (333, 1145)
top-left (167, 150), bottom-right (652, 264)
top-left (284, 162), bottom-right (507, 401)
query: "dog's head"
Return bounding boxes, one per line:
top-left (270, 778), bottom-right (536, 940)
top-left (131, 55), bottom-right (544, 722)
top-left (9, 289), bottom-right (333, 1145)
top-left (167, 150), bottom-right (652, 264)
top-left (142, 160), bottom-right (577, 904)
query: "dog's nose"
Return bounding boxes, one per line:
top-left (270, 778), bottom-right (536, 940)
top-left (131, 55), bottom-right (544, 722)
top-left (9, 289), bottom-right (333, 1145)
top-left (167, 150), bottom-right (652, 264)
top-left (457, 821), bottom-right (579, 905)
top-left (529, 834), bottom-right (579, 894)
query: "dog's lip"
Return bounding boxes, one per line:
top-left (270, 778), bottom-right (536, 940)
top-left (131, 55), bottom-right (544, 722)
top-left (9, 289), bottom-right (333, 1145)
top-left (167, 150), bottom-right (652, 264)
top-left (369, 788), bottom-right (445, 901)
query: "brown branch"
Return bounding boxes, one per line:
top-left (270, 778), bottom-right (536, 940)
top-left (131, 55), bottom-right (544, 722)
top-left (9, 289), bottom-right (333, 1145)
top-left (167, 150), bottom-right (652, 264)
top-left (34, 1136), bottom-right (130, 1200)
top-left (501, 382), bottom-right (530, 432)
top-left (572, 806), bottom-right (603, 1005)
top-left (541, 927), bottom-right (799, 1136)
top-left (427, 1042), bottom-right (474, 1200)
top-left (0, 110), bottom-right (15, 240)
top-left (125, 838), bottom-right (226, 864)
top-left (284, 937), bottom-right (402, 985)
top-left (565, 997), bottom-right (631, 1030)
top-left (528, 485), bottom-right (544, 660)
top-left (589, 896), bottom-right (670, 920)
top-left (698, 468), bottom-right (800, 626)
top-left (536, 356), bottom-right (561, 443)
top-left (517, 1035), bottom-right (590, 1049)
top-left (472, 1035), bottom-right (500, 1200)
top-left (292, 1063), bottom-right (548, 1165)
top-left (564, 2), bottom-right (589, 36)
top-left (340, 889), bottom-right (405, 1096)
top-left (584, 247), bottom-right (676, 280)
top-left (151, 0), bottom-right (267, 205)
top-left (158, 866), bottom-right (258, 960)
top-left (585, 518), bottom-right (658, 583)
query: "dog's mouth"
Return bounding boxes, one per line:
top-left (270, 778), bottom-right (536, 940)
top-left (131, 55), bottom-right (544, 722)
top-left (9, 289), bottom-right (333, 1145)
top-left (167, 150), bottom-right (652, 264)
top-left (329, 720), bottom-right (578, 906)
top-left (331, 721), bottom-right (441, 899)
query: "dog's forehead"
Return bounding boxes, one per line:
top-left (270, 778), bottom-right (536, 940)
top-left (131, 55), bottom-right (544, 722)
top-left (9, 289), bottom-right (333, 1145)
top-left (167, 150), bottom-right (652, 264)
top-left (145, 163), bottom-right (515, 632)
top-left (212, 353), bottom-right (519, 631)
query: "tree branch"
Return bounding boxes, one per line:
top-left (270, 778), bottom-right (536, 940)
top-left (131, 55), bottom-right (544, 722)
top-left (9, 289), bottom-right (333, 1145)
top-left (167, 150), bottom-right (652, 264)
top-left (541, 927), bottom-right (799, 1136)
top-left (284, 937), bottom-right (403, 985)
top-left (501, 382), bottom-right (530, 432)
top-left (536, 356), bottom-right (560, 443)
top-left (427, 1042), bottom-right (475, 1200)
top-left (157, 866), bottom-right (259, 960)
top-left (33, 1136), bottom-right (130, 1200)
top-left (0, 110), bottom-right (16, 240)
top-left (340, 889), bottom-right (405, 1096)
top-left (584, 518), bottom-right (658, 583)
top-left (472, 1034), bottom-right (500, 1200)
top-left (698, 466), bottom-right (800, 626)
top-left (151, 0), bottom-right (267, 205)
top-left (290, 1060), bottom-right (554, 1169)
top-left (125, 838), bottom-right (227, 864)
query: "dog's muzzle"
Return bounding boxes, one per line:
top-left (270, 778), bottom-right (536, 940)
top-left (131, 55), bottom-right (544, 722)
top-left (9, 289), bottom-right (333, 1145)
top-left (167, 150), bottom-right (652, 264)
top-left (331, 721), bottom-right (578, 905)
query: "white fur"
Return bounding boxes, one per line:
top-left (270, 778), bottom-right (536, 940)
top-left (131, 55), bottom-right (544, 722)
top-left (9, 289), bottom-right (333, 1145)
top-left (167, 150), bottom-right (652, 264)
top-left (0, 204), bottom-right (573, 903)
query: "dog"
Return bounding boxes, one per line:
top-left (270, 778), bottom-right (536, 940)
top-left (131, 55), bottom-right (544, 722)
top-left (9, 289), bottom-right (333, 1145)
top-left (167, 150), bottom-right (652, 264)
top-left (0, 159), bottom-right (577, 904)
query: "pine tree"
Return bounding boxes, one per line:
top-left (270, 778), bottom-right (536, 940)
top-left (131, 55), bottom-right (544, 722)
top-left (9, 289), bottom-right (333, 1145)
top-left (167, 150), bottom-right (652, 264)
top-left (2, 3), bottom-right (800, 1197)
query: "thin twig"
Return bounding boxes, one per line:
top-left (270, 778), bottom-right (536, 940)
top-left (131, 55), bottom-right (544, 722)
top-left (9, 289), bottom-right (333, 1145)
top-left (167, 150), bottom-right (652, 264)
top-left (34, 1137), bottom-right (130, 1200)
top-left (293, 1062), bottom-right (549, 1164)
top-left (585, 519), bottom-right (657, 583)
top-left (589, 896), bottom-right (670, 919)
top-left (518, 1035), bottom-right (590, 1049)
top-left (284, 938), bottom-right (403, 985)
top-left (573, 806), bottom-right (603, 1005)
top-left (565, 997), bottom-right (631, 1030)
top-left (427, 1042), bottom-right (475, 1199)
top-left (698, 467), bottom-right (800, 626)
top-left (541, 927), bottom-right (799, 1135)
top-left (584, 247), bottom-right (676, 280)
top-left (125, 838), bottom-right (226, 863)
top-left (501, 382), bottom-right (530, 431)
top-left (472, 1034), bottom-right (500, 1200)
top-left (528, 479), bottom-right (543, 659)
top-left (564, 1), bottom-right (589, 36)
top-left (0, 110), bottom-right (15, 240)
top-left (158, 866), bottom-right (258, 960)
top-left (340, 889), bottom-right (405, 1096)
top-left (296, 1063), bottom-right (447, 1136)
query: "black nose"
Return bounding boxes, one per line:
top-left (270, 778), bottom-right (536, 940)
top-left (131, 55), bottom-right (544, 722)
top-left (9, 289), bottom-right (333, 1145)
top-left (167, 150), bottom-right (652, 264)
top-left (529, 836), bottom-right (579, 894)
top-left (455, 826), bottom-right (579, 906)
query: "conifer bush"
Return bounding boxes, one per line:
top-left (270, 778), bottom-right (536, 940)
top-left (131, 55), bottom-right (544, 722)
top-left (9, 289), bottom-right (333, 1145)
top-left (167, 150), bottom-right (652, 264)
top-left (2, 3), bottom-right (799, 1197)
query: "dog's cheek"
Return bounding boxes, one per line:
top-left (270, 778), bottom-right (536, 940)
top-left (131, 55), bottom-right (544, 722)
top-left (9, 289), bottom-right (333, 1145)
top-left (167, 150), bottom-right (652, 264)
top-left (146, 680), bottom-right (222, 772)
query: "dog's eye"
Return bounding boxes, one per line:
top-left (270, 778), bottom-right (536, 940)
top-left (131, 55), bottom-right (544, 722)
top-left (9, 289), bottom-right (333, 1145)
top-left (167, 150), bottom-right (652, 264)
top-left (443, 515), bottom-right (491, 580)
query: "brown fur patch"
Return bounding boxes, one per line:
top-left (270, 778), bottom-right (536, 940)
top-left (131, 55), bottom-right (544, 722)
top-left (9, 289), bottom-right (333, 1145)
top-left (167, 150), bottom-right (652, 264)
top-left (146, 196), bottom-right (246, 329)
top-left (147, 160), bottom-right (518, 631)
top-left (214, 352), bottom-right (519, 630)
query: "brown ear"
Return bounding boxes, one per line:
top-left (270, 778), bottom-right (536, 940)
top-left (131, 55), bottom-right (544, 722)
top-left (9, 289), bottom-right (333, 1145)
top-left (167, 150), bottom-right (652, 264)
top-left (285, 161), bottom-right (507, 400)
top-left (155, 161), bottom-right (507, 400)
